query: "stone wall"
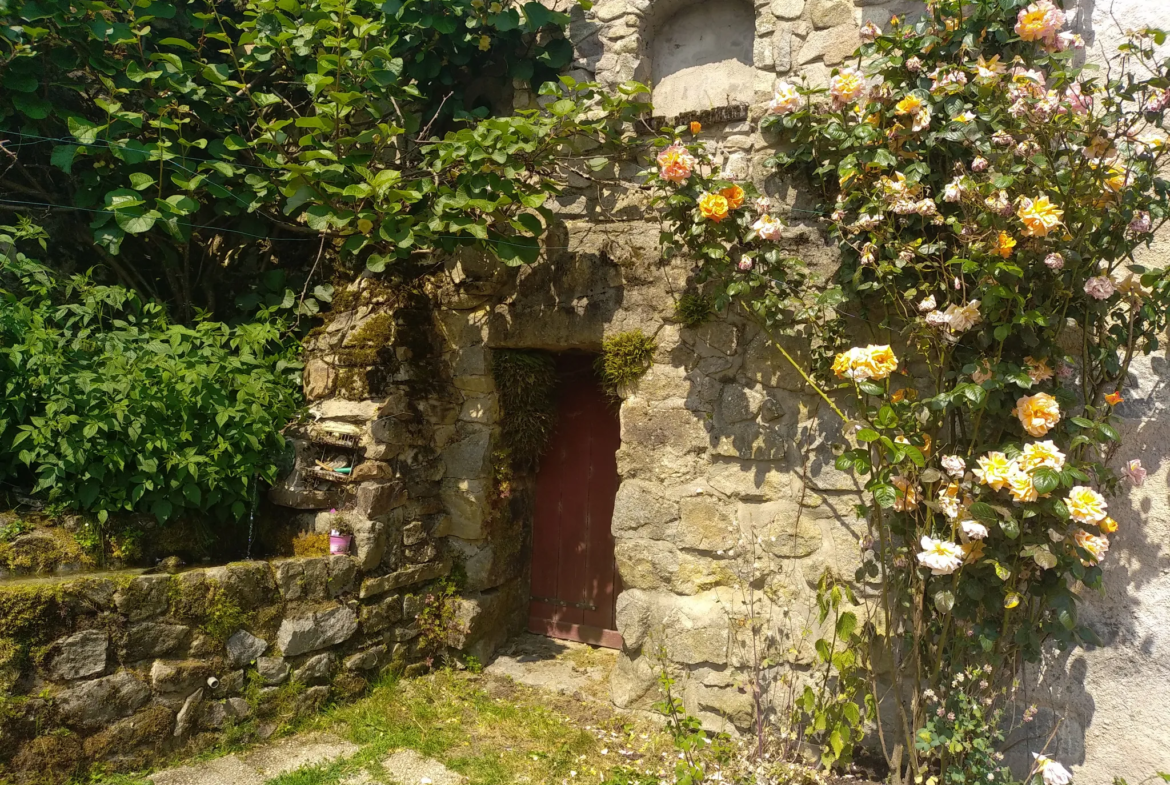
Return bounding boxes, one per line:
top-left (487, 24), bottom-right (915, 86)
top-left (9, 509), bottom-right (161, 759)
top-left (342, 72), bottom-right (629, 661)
top-left (281, 1), bottom-right (1170, 783)
top-left (0, 555), bottom-right (442, 782)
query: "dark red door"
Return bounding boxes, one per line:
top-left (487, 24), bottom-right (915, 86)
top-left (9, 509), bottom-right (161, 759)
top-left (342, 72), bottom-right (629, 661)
top-left (528, 354), bottom-right (623, 649)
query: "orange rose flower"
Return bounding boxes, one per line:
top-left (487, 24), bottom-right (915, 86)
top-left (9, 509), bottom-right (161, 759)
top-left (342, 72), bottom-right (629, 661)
top-left (720, 185), bottom-right (745, 210)
top-left (1105, 391), bottom-right (1123, 405)
top-left (1013, 392), bottom-right (1061, 437)
top-left (995, 232), bottom-right (1017, 258)
top-left (690, 121), bottom-right (702, 134)
top-left (698, 192), bottom-right (731, 222)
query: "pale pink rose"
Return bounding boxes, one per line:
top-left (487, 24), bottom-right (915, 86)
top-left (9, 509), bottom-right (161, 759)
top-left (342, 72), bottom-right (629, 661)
top-left (972, 156), bottom-right (990, 172)
top-left (754, 196), bottom-right (772, 213)
top-left (941, 454), bottom-right (966, 478)
top-left (918, 295), bottom-right (937, 312)
top-left (656, 144), bottom-right (697, 184)
top-left (829, 68), bottom-right (866, 107)
top-left (1045, 253), bottom-right (1065, 270)
top-left (1129, 211), bottom-right (1152, 234)
top-left (1084, 276), bottom-right (1116, 300)
top-left (860, 21), bottom-right (881, 43)
top-left (1056, 31), bottom-right (1084, 51)
top-left (906, 56), bottom-right (923, 73)
top-left (992, 131), bottom-right (1014, 147)
top-left (752, 214), bottom-right (784, 241)
top-left (768, 81), bottom-right (802, 115)
top-left (738, 255), bottom-right (754, 272)
top-left (1122, 459), bottom-right (1146, 487)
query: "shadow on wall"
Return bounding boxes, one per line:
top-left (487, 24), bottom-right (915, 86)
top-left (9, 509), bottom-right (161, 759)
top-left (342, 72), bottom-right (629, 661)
top-left (649, 0), bottom-right (757, 118)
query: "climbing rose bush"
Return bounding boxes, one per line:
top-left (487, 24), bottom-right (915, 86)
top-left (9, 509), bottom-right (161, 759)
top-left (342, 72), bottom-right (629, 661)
top-left (648, 0), bottom-right (1170, 781)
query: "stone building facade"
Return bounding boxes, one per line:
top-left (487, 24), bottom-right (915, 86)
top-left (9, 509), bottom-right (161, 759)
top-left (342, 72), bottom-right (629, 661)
top-left (282, 0), bottom-right (1170, 782)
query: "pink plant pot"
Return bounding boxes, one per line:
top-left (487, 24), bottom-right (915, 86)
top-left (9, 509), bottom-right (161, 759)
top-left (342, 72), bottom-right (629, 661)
top-left (329, 534), bottom-right (352, 555)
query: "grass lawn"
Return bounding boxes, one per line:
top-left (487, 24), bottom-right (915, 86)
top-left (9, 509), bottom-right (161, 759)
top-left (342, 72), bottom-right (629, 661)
top-left (88, 669), bottom-right (677, 785)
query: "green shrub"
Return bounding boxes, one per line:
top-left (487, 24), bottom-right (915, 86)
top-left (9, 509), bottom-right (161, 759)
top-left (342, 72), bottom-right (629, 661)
top-left (674, 293), bottom-right (715, 328)
top-left (597, 331), bottom-right (657, 394)
top-left (0, 222), bottom-right (302, 525)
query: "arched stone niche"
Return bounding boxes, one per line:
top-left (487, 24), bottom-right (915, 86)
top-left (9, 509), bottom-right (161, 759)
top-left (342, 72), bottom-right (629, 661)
top-left (647, 0), bottom-right (758, 118)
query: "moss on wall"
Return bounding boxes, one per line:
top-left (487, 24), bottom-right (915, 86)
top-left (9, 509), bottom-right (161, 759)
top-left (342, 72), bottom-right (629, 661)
top-left (597, 330), bottom-right (656, 395)
top-left (491, 350), bottom-right (558, 467)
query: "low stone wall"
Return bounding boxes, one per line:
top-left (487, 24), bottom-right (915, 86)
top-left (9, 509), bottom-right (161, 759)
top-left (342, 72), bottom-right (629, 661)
top-left (0, 555), bottom-right (449, 783)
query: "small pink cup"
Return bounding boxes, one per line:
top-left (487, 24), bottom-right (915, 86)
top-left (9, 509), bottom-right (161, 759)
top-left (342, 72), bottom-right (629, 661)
top-left (329, 534), bottom-right (352, 555)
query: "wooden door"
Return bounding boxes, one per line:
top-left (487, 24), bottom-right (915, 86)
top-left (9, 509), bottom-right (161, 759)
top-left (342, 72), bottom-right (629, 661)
top-left (527, 354), bottom-right (623, 649)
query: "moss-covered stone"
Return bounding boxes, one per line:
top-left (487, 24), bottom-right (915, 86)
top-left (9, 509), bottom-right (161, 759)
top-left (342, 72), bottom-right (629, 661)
top-left (10, 733), bottom-right (83, 785)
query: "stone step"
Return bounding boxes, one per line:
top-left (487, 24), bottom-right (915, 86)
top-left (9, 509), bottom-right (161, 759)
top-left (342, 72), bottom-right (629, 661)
top-left (149, 733), bottom-right (359, 785)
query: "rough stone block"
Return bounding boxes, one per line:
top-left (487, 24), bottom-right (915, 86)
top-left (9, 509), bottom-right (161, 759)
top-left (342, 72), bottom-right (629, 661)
top-left (151, 660), bottom-right (213, 694)
top-left (293, 653), bottom-right (336, 686)
top-left (55, 671), bottom-right (151, 729)
top-left (359, 593), bottom-right (404, 634)
top-left (327, 555), bottom-right (358, 596)
top-left (355, 483), bottom-right (407, 520)
top-left (200, 697), bottom-right (251, 730)
top-left (276, 605), bottom-right (358, 657)
top-left (439, 479), bottom-right (490, 540)
top-left (114, 575), bottom-right (171, 622)
top-left (47, 629), bottom-right (108, 681)
top-left (274, 558), bottom-right (329, 602)
top-left (343, 645), bottom-right (386, 671)
top-left (174, 688), bottom-right (203, 737)
top-left (612, 480), bottom-right (680, 540)
top-left (441, 426), bottom-right (491, 480)
top-left (402, 521), bottom-right (426, 546)
top-left (358, 561), bottom-right (451, 599)
top-left (739, 500), bottom-right (824, 557)
top-left (257, 656), bottom-right (290, 686)
top-left (771, 0), bottom-right (804, 18)
top-left (678, 497), bottom-right (739, 552)
top-left (226, 630), bottom-right (268, 667)
top-left (797, 24), bottom-right (860, 66)
top-left (123, 622), bottom-right (189, 662)
top-left (808, 0), bottom-right (852, 27)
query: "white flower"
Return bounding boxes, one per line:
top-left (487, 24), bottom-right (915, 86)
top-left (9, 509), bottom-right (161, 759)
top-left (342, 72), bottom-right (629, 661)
top-left (944, 300), bottom-right (982, 332)
top-left (917, 536), bottom-right (965, 575)
top-left (1045, 253), bottom-right (1064, 270)
top-left (961, 520), bottom-right (989, 540)
top-left (918, 295), bottom-right (938, 312)
top-left (941, 454), bottom-right (966, 477)
top-left (769, 81), bottom-right (802, 115)
top-left (1033, 754), bottom-right (1073, 785)
top-left (925, 310), bottom-right (951, 328)
top-left (943, 176), bottom-right (966, 202)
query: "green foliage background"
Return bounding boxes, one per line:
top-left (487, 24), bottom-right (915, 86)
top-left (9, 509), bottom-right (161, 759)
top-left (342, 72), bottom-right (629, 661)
top-left (0, 221), bottom-right (302, 523)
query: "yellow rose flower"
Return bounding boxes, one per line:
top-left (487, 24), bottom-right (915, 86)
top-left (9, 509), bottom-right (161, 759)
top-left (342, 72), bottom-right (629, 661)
top-left (974, 451), bottom-right (1013, 491)
top-left (1014, 392), bottom-right (1060, 437)
top-left (690, 121), bottom-right (702, 134)
top-left (1019, 440), bottom-right (1065, 472)
top-left (895, 94), bottom-right (924, 115)
top-left (1007, 468), bottom-right (1039, 503)
top-left (995, 232), bottom-right (1017, 258)
top-left (720, 184), bottom-right (745, 210)
top-left (1067, 485), bottom-right (1108, 524)
top-left (832, 345), bottom-right (899, 382)
top-left (698, 192), bottom-right (730, 223)
top-left (1017, 195), bottom-right (1064, 237)
top-left (1025, 356), bottom-right (1054, 383)
top-left (859, 345), bottom-right (899, 381)
top-left (1073, 527), bottom-right (1110, 565)
top-left (1099, 516), bottom-right (1119, 534)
